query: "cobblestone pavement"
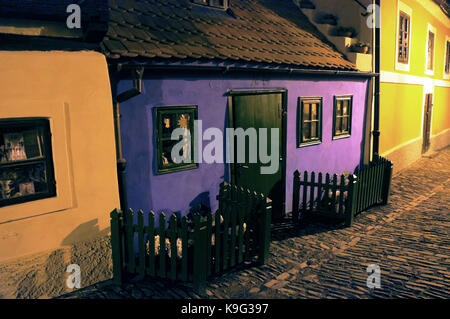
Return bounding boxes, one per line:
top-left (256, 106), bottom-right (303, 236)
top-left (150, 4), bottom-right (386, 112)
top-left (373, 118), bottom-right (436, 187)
top-left (61, 147), bottom-right (450, 299)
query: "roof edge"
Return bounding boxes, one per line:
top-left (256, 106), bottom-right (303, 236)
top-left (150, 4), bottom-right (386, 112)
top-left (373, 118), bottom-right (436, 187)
top-left (110, 60), bottom-right (377, 78)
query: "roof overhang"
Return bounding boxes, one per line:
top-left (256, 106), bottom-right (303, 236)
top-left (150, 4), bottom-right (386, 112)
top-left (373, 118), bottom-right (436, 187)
top-left (0, 18), bottom-right (83, 39)
top-left (109, 59), bottom-right (378, 78)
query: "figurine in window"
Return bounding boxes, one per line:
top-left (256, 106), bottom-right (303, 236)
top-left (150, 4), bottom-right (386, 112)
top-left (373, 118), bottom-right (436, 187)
top-left (0, 171), bottom-right (21, 199)
top-left (177, 114), bottom-right (191, 162)
top-left (162, 152), bottom-right (169, 166)
top-left (164, 118), bottom-right (171, 129)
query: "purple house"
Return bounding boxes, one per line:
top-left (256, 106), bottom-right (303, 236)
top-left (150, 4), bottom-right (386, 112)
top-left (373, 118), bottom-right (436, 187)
top-left (103, 0), bottom-right (373, 221)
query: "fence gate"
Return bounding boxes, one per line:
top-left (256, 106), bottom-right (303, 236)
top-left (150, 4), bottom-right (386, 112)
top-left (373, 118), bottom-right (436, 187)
top-left (110, 182), bottom-right (272, 292)
top-left (292, 155), bottom-right (393, 226)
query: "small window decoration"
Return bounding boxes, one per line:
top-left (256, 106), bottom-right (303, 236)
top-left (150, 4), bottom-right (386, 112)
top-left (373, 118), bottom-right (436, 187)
top-left (0, 118), bottom-right (56, 207)
top-left (333, 95), bottom-right (353, 139)
top-left (192, 0), bottom-right (229, 9)
top-left (155, 106), bottom-right (198, 175)
top-left (427, 30), bottom-right (435, 71)
top-left (398, 11), bottom-right (410, 64)
top-left (298, 97), bottom-right (322, 147)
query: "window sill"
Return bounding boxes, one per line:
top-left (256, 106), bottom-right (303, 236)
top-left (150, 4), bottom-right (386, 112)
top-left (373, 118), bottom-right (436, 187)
top-left (0, 193), bottom-right (56, 208)
top-left (298, 140), bottom-right (322, 148)
top-left (395, 61), bottom-right (410, 72)
top-left (425, 69), bottom-right (434, 76)
top-left (157, 163), bottom-right (199, 175)
top-left (333, 134), bottom-right (351, 141)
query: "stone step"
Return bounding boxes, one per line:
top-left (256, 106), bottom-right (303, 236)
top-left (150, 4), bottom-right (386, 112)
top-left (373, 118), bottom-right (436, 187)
top-left (346, 52), bottom-right (373, 72)
top-left (327, 35), bottom-right (358, 53)
top-left (297, 1), bottom-right (373, 72)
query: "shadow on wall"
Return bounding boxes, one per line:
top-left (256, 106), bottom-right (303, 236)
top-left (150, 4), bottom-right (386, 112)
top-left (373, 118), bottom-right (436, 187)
top-left (8, 219), bottom-right (112, 299)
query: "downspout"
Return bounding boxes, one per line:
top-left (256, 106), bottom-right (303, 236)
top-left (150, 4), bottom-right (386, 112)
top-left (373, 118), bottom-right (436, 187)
top-left (372, 0), bottom-right (381, 157)
top-left (112, 65), bottom-right (144, 211)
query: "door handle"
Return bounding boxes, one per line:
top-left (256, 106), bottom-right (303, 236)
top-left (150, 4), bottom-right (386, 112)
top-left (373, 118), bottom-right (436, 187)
top-left (237, 164), bottom-right (249, 169)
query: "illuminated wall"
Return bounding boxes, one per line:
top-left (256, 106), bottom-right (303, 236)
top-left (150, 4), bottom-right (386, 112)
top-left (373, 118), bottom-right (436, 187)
top-left (380, 0), bottom-right (450, 170)
top-left (0, 51), bottom-right (120, 297)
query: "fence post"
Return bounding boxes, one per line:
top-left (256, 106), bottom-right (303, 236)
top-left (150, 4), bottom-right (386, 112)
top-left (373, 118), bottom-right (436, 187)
top-left (293, 170), bottom-right (300, 223)
top-left (258, 197), bottom-right (272, 265)
top-left (382, 159), bottom-right (394, 205)
top-left (193, 215), bottom-right (207, 294)
top-left (110, 209), bottom-right (123, 284)
top-left (345, 174), bottom-right (358, 227)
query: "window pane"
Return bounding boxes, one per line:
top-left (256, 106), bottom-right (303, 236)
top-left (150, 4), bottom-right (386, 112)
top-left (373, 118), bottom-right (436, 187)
top-left (311, 103), bottom-right (318, 120)
top-left (336, 117), bottom-right (342, 134)
top-left (0, 163), bottom-right (48, 200)
top-left (428, 31), bottom-right (434, 70)
top-left (336, 101), bottom-right (342, 116)
top-left (303, 103), bottom-right (310, 122)
top-left (343, 100), bottom-right (349, 115)
top-left (311, 122), bottom-right (318, 139)
top-left (1, 127), bottom-right (43, 163)
top-left (342, 117), bottom-right (349, 133)
top-left (162, 114), bottom-right (176, 138)
top-left (161, 140), bottom-right (177, 166)
top-left (398, 12), bottom-right (410, 63)
top-left (302, 122), bottom-right (310, 141)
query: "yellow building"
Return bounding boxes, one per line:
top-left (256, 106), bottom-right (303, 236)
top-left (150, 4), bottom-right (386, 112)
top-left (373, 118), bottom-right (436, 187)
top-left (0, 5), bottom-right (120, 298)
top-left (380, 0), bottom-right (450, 171)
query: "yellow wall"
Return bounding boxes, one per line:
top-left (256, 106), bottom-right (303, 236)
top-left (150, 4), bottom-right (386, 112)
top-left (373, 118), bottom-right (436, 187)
top-left (380, 82), bottom-right (423, 153)
top-left (0, 51), bottom-right (120, 261)
top-left (381, 0), bottom-right (450, 79)
top-left (380, 0), bottom-right (450, 158)
top-left (433, 86), bottom-right (450, 135)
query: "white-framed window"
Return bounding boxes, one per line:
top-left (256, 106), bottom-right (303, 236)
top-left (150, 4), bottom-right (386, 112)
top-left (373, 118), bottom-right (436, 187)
top-left (425, 24), bottom-right (436, 76)
top-left (395, 1), bottom-right (412, 72)
top-left (444, 36), bottom-right (450, 80)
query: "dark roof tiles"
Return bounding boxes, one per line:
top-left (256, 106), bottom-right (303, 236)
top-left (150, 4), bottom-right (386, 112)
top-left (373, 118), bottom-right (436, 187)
top-left (102, 0), bottom-right (357, 71)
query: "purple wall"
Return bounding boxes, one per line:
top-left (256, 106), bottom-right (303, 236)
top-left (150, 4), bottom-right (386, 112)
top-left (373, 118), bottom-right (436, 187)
top-left (119, 72), bottom-right (369, 217)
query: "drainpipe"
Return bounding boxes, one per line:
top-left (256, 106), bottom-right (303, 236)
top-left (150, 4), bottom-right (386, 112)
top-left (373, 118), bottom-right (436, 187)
top-left (112, 65), bottom-right (144, 211)
top-left (372, 0), bottom-right (381, 157)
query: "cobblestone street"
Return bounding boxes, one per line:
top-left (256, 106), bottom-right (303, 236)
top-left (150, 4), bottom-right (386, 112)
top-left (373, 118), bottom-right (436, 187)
top-left (61, 147), bottom-right (450, 299)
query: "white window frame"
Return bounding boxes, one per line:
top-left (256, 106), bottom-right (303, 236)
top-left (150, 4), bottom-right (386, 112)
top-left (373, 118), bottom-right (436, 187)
top-left (425, 24), bottom-right (436, 76)
top-left (395, 1), bottom-right (412, 72)
top-left (444, 35), bottom-right (450, 80)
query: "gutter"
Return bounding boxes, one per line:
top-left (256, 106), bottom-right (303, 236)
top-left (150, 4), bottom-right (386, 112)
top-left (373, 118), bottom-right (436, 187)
top-left (372, 0), bottom-right (381, 156)
top-left (112, 62), bottom-right (379, 78)
top-left (112, 65), bottom-right (144, 211)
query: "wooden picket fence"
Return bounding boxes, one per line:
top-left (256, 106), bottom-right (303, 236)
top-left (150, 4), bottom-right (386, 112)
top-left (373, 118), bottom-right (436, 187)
top-left (110, 182), bottom-right (271, 291)
top-left (292, 155), bottom-right (393, 226)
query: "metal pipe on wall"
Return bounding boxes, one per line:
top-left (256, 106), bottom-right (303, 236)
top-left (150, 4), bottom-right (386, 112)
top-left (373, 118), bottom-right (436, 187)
top-left (111, 65), bottom-right (144, 211)
top-left (372, 0), bottom-right (381, 156)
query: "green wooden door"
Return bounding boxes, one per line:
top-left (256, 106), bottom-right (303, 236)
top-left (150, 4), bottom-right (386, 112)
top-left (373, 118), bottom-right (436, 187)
top-left (230, 91), bottom-right (286, 220)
